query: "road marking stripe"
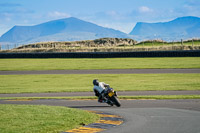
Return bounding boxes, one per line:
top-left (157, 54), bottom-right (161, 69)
top-left (65, 127), bottom-right (104, 133)
top-left (98, 114), bottom-right (121, 118)
top-left (64, 111), bottom-right (123, 133)
top-left (96, 120), bottom-right (123, 125)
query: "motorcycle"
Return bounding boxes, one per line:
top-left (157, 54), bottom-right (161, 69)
top-left (99, 88), bottom-right (121, 107)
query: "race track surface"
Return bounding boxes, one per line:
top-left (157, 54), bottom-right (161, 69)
top-left (1, 68), bottom-right (200, 133)
top-left (1, 90), bottom-right (200, 97)
top-left (0, 99), bottom-right (200, 133)
top-left (0, 68), bottom-right (200, 75)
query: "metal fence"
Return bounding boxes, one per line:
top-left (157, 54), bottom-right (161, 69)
top-left (0, 44), bottom-right (23, 50)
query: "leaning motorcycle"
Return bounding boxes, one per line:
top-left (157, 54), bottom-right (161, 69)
top-left (102, 88), bottom-right (121, 107)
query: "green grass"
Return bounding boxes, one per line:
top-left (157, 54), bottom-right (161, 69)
top-left (0, 57), bottom-right (200, 71)
top-left (136, 40), bottom-right (200, 46)
top-left (0, 104), bottom-right (99, 133)
top-left (1, 95), bottom-right (200, 100)
top-left (0, 74), bottom-right (199, 93)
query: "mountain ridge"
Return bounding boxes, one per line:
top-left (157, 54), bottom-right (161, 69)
top-left (0, 17), bottom-right (130, 44)
top-left (0, 16), bottom-right (200, 44)
top-left (130, 16), bottom-right (200, 41)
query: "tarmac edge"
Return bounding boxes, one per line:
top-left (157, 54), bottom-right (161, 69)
top-left (63, 110), bottom-right (124, 133)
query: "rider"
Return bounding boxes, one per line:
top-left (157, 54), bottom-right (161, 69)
top-left (93, 79), bottom-right (110, 103)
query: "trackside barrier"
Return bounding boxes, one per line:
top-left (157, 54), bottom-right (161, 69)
top-left (0, 50), bottom-right (200, 58)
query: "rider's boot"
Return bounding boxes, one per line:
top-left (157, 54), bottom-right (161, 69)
top-left (98, 92), bottom-right (106, 103)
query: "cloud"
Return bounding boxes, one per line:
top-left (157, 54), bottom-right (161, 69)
top-left (106, 11), bottom-right (117, 17)
top-left (48, 11), bottom-right (71, 19)
top-left (164, 0), bottom-right (200, 19)
top-left (0, 2), bottom-right (34, 14)
top-left (0, 5), bottom-right (35, 25)
top-left (100, 22), bottom-right (135, 34)
top-left (185, 0), bottom-right (200, 7)
top-left (129, 6), bottom-right (156, 23)
top-left (106, 11), bottom-right (126, 20)
top-left (0, 3), bottom-right (21, 7)
top-left (139, 6), bottom-right (153, 13)
top-left (182, 0), bottom-right (200, 17)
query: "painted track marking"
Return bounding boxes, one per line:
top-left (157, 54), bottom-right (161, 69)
top-left (63, 111), bottom-right (123, 133)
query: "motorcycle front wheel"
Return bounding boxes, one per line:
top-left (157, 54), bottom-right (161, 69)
top-left (110, 96), bottom-right (121, 107)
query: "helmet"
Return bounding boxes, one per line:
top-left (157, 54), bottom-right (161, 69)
top-left (93, 79), bottom-right (99, 86)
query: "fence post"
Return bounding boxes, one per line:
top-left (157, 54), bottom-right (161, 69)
top-left (152, 40), bottom-right (154, 48)
top-left (181, 39), bottom-right (183, 46)
top-left (192, 39), bottom-right (194, 47)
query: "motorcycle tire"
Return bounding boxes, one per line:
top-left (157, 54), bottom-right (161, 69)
top-left (111, 96), bottom-right (121, 107)
top-left (106, 100), bottom-right (114, 106)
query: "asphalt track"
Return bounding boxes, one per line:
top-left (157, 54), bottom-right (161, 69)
top-left (1, 69), bottom-right (200, 133)
top-left (1, 90), bottom-right (200, 97)
top-left (0, 68), bottom-right (200, 75)
top-left (0, 99), bottom-right (200, 133)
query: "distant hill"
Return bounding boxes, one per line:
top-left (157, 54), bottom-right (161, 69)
top-left (1, 16), bottom-right (200, 45)
top-left (0, 17), bottom-right (130, 44)
top-left (130, 16), bottom-right (200, 41)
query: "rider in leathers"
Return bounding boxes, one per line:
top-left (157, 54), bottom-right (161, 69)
top-left (93, 79), bottom-right (110, 102)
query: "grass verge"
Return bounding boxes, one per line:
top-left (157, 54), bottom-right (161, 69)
top-left (0, 104), bottom-right (99, 133)
top-left (0, 74), bottom-right (199, 93)
top-left (1, 95), bottom-right (200, 100)
top-left (0, 57), bottom-right (200, 71)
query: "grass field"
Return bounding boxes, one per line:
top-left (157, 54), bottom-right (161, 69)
top-left (0, 57), bottom-right (199, 132)
top-left (136, 40), bottom-right (200, 46)
top-left (0, 104), bottom-right (99, 133)
top-left (0, 74), bottom-right (199, 93)
top-left (0, 57), bottom-right (200, 71)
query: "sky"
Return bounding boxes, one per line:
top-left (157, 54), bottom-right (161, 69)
top-left (0, 0), bottom-right (200, 36)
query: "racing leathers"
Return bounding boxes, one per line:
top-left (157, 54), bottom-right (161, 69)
top-left (93, 82), bottom-right (110, 102)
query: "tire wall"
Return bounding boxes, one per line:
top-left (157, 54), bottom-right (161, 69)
top-left (0, 50), bottom-right (200, 58)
